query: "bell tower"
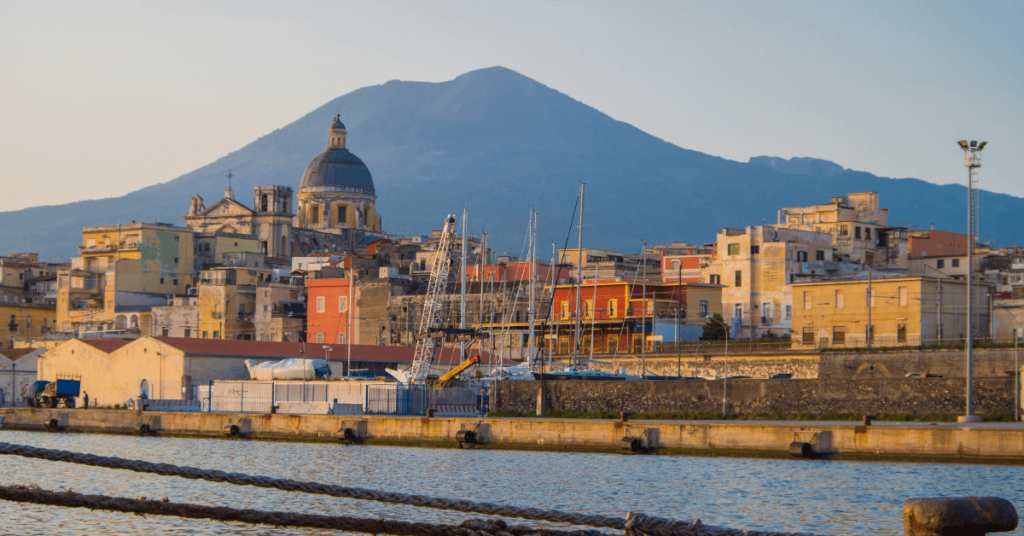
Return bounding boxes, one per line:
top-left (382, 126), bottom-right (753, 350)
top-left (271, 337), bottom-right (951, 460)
top-left (253, 185), bottom-right (294, 257)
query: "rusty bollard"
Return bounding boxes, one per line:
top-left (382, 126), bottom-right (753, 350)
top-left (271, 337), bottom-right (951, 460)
top-left (904, 497), bottom-right (1017, 535)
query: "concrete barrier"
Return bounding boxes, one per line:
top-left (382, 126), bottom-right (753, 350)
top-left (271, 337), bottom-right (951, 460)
top-left (1, 408), bottom-right (1022, 463)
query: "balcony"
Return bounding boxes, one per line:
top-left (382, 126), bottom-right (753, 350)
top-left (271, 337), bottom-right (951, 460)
top-left (78, 244), bottom-right (117, 254)
top-left (211, 312), bottom-right (223, 319)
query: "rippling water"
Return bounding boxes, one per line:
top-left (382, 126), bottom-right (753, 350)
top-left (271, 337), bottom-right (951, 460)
top-left (0, 430), bottom-right (1022, 535)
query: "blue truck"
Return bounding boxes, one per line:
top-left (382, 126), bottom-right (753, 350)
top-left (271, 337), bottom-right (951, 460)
top-left (22, 378), bottom-right (81, 408)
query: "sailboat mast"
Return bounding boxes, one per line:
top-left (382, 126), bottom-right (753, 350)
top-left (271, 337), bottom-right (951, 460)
top-left (573, 182), bottom-right (585, 369)
top-left (528, 209), bottom-right (537, 368)
top-left (641, 240), bottom-right (647, 380)
top-left (460, 205), bottom-right (468, 362)
top-left (590, 263), bottom-right (597, 365)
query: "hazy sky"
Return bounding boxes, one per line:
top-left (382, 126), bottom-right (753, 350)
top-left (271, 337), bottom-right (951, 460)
top-left (1, 0), bottom-right (1021, 212)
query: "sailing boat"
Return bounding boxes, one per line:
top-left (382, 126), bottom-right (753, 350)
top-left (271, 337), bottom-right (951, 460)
top-left (531, 183), bottom-right (632, 381)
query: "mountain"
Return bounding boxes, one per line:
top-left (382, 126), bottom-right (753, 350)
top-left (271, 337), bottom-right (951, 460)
top-left (748, 156), bottom-right (846, 177)
top-left (1, 66), bottom-right (1022, 260)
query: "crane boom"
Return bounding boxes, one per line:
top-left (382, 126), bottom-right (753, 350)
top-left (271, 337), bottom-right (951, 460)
top-left (406, 214), bottom-right (459, 384)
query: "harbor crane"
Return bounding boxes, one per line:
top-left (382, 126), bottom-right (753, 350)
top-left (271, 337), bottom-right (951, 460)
top-left (404, 214), bottom-right (460, 384)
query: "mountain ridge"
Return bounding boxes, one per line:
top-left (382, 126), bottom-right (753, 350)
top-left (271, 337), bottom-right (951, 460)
top-left (0, 66), bottom-right (1020, 260)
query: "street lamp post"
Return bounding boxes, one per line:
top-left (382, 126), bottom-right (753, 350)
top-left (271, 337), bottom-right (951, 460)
top-left (695, 341), bottom-right (710, 379)
top-left (705, 315), bottom-right (729, 417)
top-left (959, 139), bottom-right (987, 423)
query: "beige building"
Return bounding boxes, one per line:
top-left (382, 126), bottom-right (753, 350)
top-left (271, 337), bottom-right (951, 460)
top-left (254, 280), bottom-right (306, 342)
top-left (186, 184), bottom-right (294, 258)
top-left (0, 303), bottom-right (56, 348)
top-left (196, 267), bottom-right (267, 340)
top-left (776, 192), bottom-right (908, 270)
top-left (151, 296), bottom-right (199, 338)
top-left (791, 276), bottom-right (990, 348)
top-left (56, 223), bottom-right (195, 336)
top-left (704, 225), bottom-right (833, 338)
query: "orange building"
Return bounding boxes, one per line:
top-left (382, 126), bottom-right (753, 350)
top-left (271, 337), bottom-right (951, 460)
top-left (544, 279), bottom-right (723, 355)
top-left (305, 277), bottom-right (354, 345)
top-left (465, 262), bottom-right (571, 284)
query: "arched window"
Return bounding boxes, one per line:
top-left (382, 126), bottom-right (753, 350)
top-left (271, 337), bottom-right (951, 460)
top-left (261, 194), bottom-right (268, 212)
top-left (337, 205), bottom-right (347, 226)
top-left (139, 379), bottom-right (149, 398)
top-left (671, 260), bottom-right (681, 271)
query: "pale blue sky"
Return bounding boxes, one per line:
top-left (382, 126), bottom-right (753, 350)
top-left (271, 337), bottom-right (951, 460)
top-left (1, 0), bottom-right (1021, 212)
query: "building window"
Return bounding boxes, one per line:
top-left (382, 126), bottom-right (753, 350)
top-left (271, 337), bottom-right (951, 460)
top-left (174, 257), bottom-right (179, 264)
top-left (865, 228), bottom-right (871, 240)
top-left (897, 324), bottom-right (907, 343)
top-left (784, 304), bottom-right (792, 320)
top-left (802, 327), bottom-right (814, 345)
top-left (584, 300), bottom-right (593, 319)
top-left (699, 300), bottom-right (708, 318)
top-left (160, 277), bottom-right (165, 284)
top-left (608, 299), bottom-right (618, 318)
top-left (734, 270), bottom-right (742, 287)
top-left (762, 303), bottom-right (773, 325)
top-left (316, 296), bottom-right (325, 313)
top-left (607, 335), bottom-right (619, 354)
top-left (670, 260), bottom-right (680, 271)
top-left (213, 330), bottom-right (220, 338)
top-left (855, 227), bottom-right (862, 240)
top-left (727, 243), bottom-right (740, 255)
top-left (337, 206), bottom-right (347, 225)
top-left (173, 279), bottom-right (178, 286)
top-left (803, 291), bottom-right (812, 310)
top-left (733, 303), bottom-right (743, 320)
top-left (833, 326), bottom-right (846, 345)
top-left (631, 334), bottom-right (642, 353)
top-left (709, 274), bottom-right (721, 285)
top-left (952, 259), bottom-right (960, 268)
top-left (839, 225), bottom-right (849, 236)
top-left (816, 250), bottom-right (825, 261)
top-left (162, 327), bottom-right (169, 337)
top-left (937, 259), bottom-right (945, 269)
top-left (797, 251), bottom-right (808, 262)
top-left (339, 296), bottom-right (348, 312)
top-left (316, 333), bottom-right (325, 343)
top-left (338, 333), bottom-right (347, 344)
top-left (202, 331), bottom-right (208, 338)
top-left (560, 301), bottom-right (569, 320)
top-left (898, 287), bottom-right (908, 306)
top-left (750, 245), bottom-right (759, 255)
top-left (835, 289), bottom-right (844, 309)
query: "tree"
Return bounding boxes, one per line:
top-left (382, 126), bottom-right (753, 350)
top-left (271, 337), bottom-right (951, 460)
top-left (699, 313), bottom-right (730, 341)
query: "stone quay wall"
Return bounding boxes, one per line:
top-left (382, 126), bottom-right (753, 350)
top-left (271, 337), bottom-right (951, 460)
top-left (493, 377), bottom-right (1015, 419)
top-left (555, 353), bottom-right (820, 379)
top-left (819, 347), bottom-right (1021, 379)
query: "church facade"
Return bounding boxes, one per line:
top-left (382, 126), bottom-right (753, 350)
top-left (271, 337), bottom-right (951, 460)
top-left (183, 116), bottom-right (387, 257)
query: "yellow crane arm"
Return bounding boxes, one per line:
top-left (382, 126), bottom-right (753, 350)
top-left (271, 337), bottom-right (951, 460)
top-left (435, 355), bottom-right (480, 388)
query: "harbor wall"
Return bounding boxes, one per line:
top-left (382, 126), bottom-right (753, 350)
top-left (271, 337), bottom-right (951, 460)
top-left (493, 377), bottom-right (1016, 419)
top-left (1, 408), bottom-right (1022, 463)
top-left (818, 347), bottom-right (1021, 379)
top-left (553, 354), bottom-right (820, 379)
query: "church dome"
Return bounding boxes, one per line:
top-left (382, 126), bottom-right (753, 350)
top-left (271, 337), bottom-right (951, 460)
top-left (299, 116), bottom-right (374, 195)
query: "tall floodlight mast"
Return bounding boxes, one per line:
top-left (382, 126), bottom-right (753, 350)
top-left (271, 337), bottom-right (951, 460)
top-left (406, 215), bottom-right (460, 384)
top-left (958, 139), bottom-right (987, 423)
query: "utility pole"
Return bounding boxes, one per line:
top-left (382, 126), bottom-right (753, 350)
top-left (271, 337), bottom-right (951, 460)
top-left (677, 261), bottom-right (682, 377)
top-left (461, 205), bottom-right (468, 363)
top-left (528, 210), bottom-right (537, 368)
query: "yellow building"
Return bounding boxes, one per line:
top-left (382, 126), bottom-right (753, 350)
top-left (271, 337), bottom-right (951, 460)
top-left (197, 267), bottom-right (267, 340)
top-left (776, 192), bottom-right (908, 270)
top-left (791, 276), bottom-right (990, 348)
top-left (56, 223), bottom-right (195, 336)
top-left (0, 303), bottom-right (56, 349)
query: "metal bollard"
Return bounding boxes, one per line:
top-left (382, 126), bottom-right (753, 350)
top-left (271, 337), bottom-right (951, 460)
top-left (904, 497), bottom-right (1017, 536)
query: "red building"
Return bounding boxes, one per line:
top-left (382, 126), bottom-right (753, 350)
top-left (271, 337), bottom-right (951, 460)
top-left (465, 262), bottom-right (571, 284)
top-left (306, 278), bottom-right (354, 345)
top-left (660, 254), bottom-right (708, 283)
top-left (908, 230), bottom-right (968, 259)
top-left (544, 279), bottom-right (723, 355)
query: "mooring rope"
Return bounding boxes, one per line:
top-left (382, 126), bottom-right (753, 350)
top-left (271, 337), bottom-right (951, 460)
top-left (0, 442), bottom-right (820, 536)
top-left (0, 485), bottom-right (590, 536)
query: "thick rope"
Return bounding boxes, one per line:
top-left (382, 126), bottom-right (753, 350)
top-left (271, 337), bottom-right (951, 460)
top-left (0, 485), bottom-right (593, 536)
top-left (0, 442), bottom-right (820, 536)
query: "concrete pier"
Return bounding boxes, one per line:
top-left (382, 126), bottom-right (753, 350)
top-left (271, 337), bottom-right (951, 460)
top-left (2, 408), bottom-right (1022, 463)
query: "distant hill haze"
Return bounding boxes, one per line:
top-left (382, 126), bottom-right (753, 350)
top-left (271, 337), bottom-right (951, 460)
top-left (0, 66), bottom-right (1019, 260)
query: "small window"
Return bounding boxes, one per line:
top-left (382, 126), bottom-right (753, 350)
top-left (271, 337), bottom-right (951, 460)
top-left (835, 289), bottom-right (844, 309)
top-left (816, 250), bottom-right (825, 261)
top-left (865, 228), bottom-right (871, 240)
top-left (699, 300), bottom-right (708, 318)
top-left (172, 279), bottom-right (178, 286)
top-left (727, 243), bottom-right (740, 255)
top-left (560, 301), bottom-right (569, 320)
top-left (734, 270), bottom-right (742, 287)
top-left (750, 245), bottom-right (760, 255)
top-left (803, 291), bottom-right (812, 310)
top-left (952, 259), bottom-right (960, 268)
top-left (802, 327), bottom-right (814, 345)
top-left (936, 259), bottom-right (945, 269)
top-left (898, 287), bottom-right (908, 306)
top-left (339, 296), bottom-right (348, 312)
top-left (202, 331), bottom-right (208, 338)
top-left (797, 251), bottom-right (808, 262)
top-left (733, 303), bottom-right (743, 320)
top-left (897, 324), bottom-right (907, 343)
top-left (162, 327), bottom-right (169, 337)
top-left (709, 274), bottom-right (721, 285)
top-left (833, 326), bottom-right (846, 345)
top-left (159, 277), bottom-right (165, 284)
top-left (608, 299), bottom-right (618, 318)
top-left (174, 257), bottom-right (179, 264)
top-left (338, 333), bottom-right (347, 344)
top-left (670, 260), bottom-right (681, 271)
top-left (184, 328), bottom-right (191, 338)
top-left (174, 235), bottom-right (179, 242)
top-left (855, 227), bottom-right (862, 239)
top-left (784, 304), bottom-right (792, 320)
top-left (584, 300), bottom-right (593, 319)
top-left (316, 296), bottom-right (325, 313)
top-left (213, 330), bottom-right (220, 338)
top-left (316, 333), bottom-right (325, 344)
